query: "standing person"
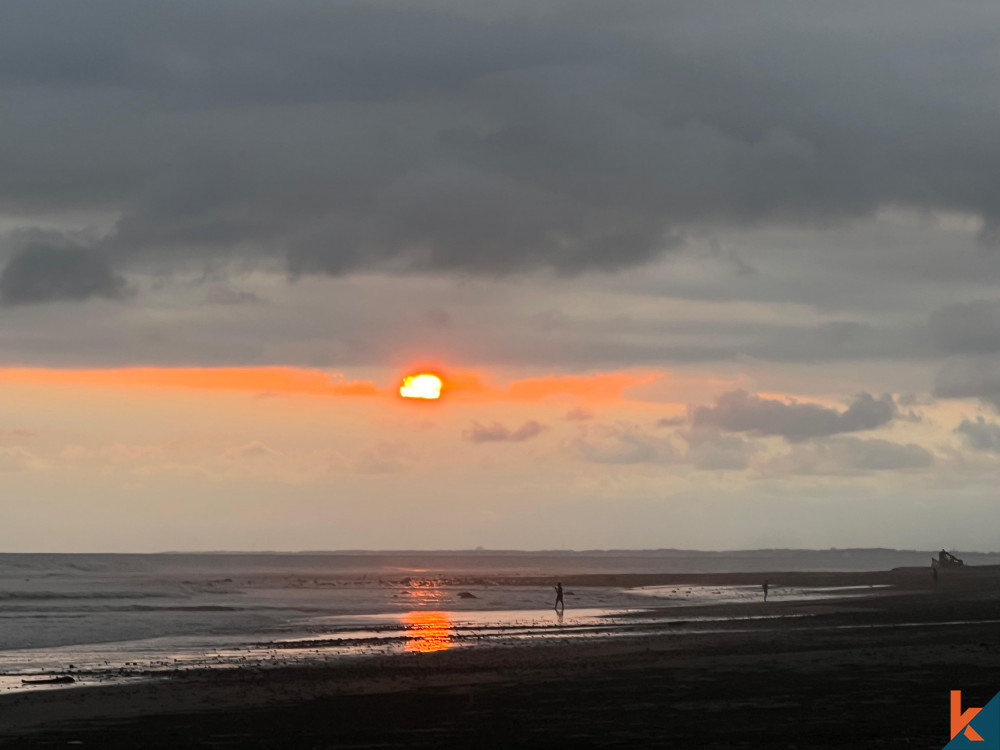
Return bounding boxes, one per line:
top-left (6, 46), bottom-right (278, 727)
top-left (762, 580), bottom-right (769, 602)
top-left (554, 582), bottom-right (564, 612)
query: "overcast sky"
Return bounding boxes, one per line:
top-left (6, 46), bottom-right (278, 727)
top-left (4, 0), bottom-right (1000, 551)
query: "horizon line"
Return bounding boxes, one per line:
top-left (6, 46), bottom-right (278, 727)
top-left (1, 546), bottom-right (996, 556)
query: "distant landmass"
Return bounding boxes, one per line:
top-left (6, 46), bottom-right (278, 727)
top-left (149, 547), bottom-right (1000, 573)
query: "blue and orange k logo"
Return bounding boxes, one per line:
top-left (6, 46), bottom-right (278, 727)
top-left (953, 692), bottom-right (985, 742)
top-left (946, 691), bottom-right (1000, 749)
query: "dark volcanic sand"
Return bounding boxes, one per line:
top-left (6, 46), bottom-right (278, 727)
top-left (3, 568), bottom-right (1000, 748)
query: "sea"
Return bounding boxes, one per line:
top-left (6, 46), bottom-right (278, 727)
top-left (0, 548), bottom-right (994, 693)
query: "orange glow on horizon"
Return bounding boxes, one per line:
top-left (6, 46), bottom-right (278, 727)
top-left (432, 369), bottom-right (661, 403)
top-left (403, 611), bottom-right (453, 653)
top-left (399, 373), bottom-right (443, 400)
top-left (0, 365), bottom-right (680, 405)
top-left (0, 367), bottom-right (379, 397)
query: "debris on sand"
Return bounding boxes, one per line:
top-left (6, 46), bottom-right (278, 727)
top-left (21, 676), bottom-right (75, 685)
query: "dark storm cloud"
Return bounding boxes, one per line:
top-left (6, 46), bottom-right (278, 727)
top-left (0, 244), bottom-right (127, 306)
top-left (6, 1), bottom-right (1000, 279)
top-left (955, 417), bottom-right (1000, 452)
top-left (463, 420), bottom-right (548, 443)
top-left (692, 391), bottom-right (898, 442)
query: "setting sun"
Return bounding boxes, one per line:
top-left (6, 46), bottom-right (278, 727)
top-left (399, 373), bottom-right (443, 400)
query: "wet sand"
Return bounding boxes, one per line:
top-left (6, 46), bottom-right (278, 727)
top-left (2, 567), bottom-right (999, 748)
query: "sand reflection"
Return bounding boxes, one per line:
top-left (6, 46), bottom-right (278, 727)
top-left (402, 611), bottom-right (453, 653)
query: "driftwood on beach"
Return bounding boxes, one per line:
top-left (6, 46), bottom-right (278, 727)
top-left (21, 676), bottom-right (75, 685)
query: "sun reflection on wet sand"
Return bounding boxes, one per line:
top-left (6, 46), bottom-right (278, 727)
top-left (402, 611), bottom-right (453, 653)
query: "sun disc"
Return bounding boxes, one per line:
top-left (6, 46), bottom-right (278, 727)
top-left (400, 373), bottom-right (442, 400)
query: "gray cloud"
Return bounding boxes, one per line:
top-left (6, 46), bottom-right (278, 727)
top-left (827, 438), bottom-right (934, 471)
top-left (203, 284), bottom-right (265, 306)
top-left (5, 1), bottom-right (1000, 281)
top-left (692, 390), bottom-right (897, 442)
top-left (927, 301), bottom-right (1000, 355)
top-left (463, 420), bottom-right (548, 443)
top-left (569, 424), bottom-right (674, 465)
top-left (955, 417), bottom-right (1000, 452)
top-left (0, 243), bottom-right (127, 306)
top-left (681, 431), bottom-right (756, 471)
top-left (565, 407), bottom-right (594, 422)
top-left (934, 358), bottom-right (1000, 409)
top-left (766, 437), bottom-right (934, 476)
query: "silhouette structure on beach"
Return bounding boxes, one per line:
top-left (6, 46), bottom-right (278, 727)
top-left (762, 580), bottom-right (769, 602)
top-left (554, 582), bottom-right (564, 612)
top-left (933, 549), bottom-right (964, 568)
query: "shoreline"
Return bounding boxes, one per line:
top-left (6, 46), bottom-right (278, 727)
top-left (2, 567), bottom-right (997, 746)
top-left (0, 569), bottom-right (932, 697)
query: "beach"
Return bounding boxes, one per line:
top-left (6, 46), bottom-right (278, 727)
top-left (5, 1), bottom-right (1000, 745)
top-left (3, 561), bottom-right (999, 748)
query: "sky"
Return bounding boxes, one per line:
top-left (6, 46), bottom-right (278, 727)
top-left (4, 1), bottom-right (1000, 551)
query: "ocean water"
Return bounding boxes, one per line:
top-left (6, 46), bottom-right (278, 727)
top-left (0, 549), bottom-right (974, 692)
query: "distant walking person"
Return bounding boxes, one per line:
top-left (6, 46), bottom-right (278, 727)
top-left (554, 582), bottom-right (564, 612)
top-left (762, 580), bottom-right (769, 602)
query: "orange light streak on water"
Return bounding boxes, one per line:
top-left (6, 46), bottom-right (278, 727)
top-left (402, 611), bottom-right (453, 653)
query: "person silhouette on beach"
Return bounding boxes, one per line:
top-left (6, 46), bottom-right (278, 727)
top-left (762, 580), bottom-right (769, 602)
top-left (554, 582), bottom-right (564, 612)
